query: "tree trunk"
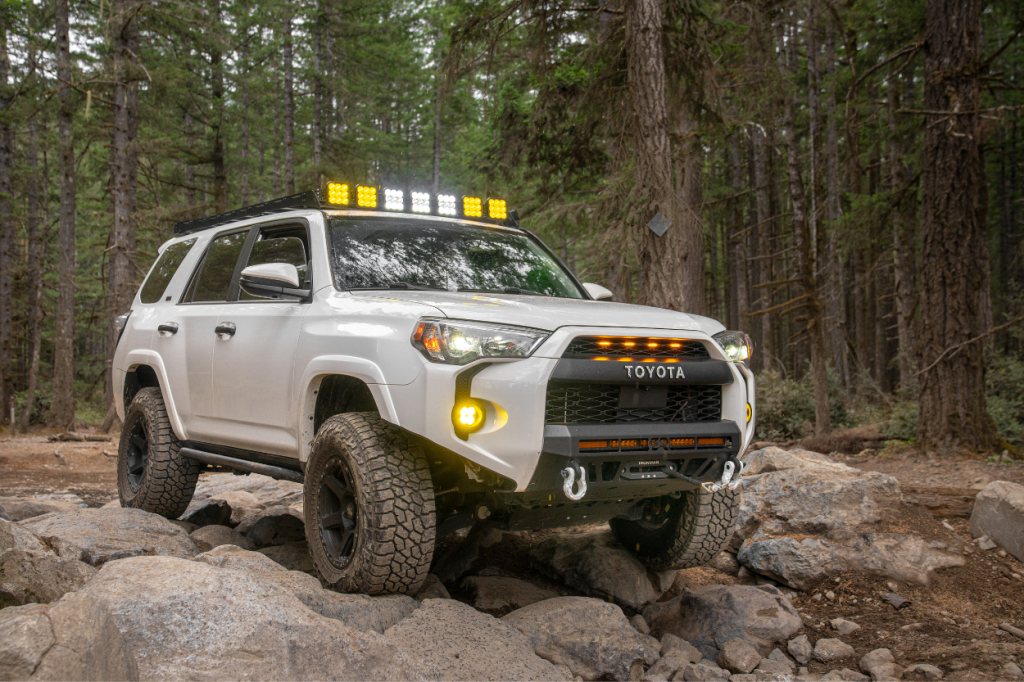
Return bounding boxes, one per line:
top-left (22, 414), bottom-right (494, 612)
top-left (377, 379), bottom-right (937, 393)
top-left (916, 0), bottom-right (997, 453)
top-left (889, 68), bottom-right (917, 395)
top-left (312, 0), bottom-right (323, 169)
top-left (625, 0), bottom-right (699, 311)
top-left (103, 0), bottom-right (141, 432)
top-left (210, 0), bottom-right (226, 212)
top-left (728, 137), bottom-right (748, 332)
top-left (432, 19), bottom-right (443, 196)
top-left (0, 27), bottom-right (12, 425)
top-left (283, 15), bottom-right (296, 195)
top-left (22, 117), bottom-right (44, 431)
top-left (824, 18), bottom-right (850, 389)
top-left (51, 0), bottom-right (77, 430)
top-left (752, 124), bottom-right (773, 369)
top-left (185, 112), bottom-right (196, 210)
top-left (676, 105), bottom-right (707, 315)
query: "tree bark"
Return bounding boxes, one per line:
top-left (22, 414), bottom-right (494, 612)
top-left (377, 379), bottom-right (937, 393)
top-left (676, 105), bottom-right (707, 315)
top-left (625, 0), bottom-right (700, 312)
top-left (0, 27), bottom-right (12, 425)
top-left (312, 0), bottom-right (323, 169)
top-left (432, 18), bottom-right (443, 196)
top-left (103, 0), bottom-right (141, 432)
top-left (916, 0), bottom-right (998, 453)
top-left (824, 18), bottom-right (850, 389)
top-left (22, 117), bottom-right (44, 431)
top-left (210, 0), bottom-right (227, 212)
top-left (889, 68), bottom-right (917, 395)
top-left (283, 14), bottom-right (296, 195)
top-left (51, 0), bottom-right (77, 429)
top-left (728, 137), bottom-right (748, 332)
top-left (751, 124), bottom-right (773, 369)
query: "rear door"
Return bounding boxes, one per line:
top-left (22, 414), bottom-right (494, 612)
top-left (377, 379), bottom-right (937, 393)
top-left (208, 220), bottom-right (312, 458)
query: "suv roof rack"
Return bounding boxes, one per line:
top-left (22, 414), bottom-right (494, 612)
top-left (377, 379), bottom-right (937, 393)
top-left (173, 190), bottom-right (324, 236)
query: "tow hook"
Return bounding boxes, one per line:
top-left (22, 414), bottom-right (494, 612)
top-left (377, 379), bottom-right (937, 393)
top-left (561, 461), bottom-right (587, 501)
top-left (702, 458), bottom-right (744, 493)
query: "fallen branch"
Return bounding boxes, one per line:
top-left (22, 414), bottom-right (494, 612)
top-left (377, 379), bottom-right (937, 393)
top-left (47, 432), bottom-right (112, 443)
top-left (916, 314), bottom-right (1024, 377)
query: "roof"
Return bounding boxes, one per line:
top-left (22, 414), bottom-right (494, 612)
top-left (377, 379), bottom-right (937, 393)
top-left (173, 191), bottom-right (323, 235)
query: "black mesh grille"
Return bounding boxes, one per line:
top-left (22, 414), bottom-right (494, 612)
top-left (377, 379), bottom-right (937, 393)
top-left (563, 337), bottom-right (711, 359)
top-left (545, 383), bottom-right (722, 424)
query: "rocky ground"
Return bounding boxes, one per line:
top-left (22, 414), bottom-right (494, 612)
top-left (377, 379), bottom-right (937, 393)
top-left (1, 430), bottom-right (1023, 681)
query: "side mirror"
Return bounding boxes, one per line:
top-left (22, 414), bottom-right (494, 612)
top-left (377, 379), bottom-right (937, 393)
top-left (583, 282), bottom-right (614, 301)
top-left (239, 263), bottom-right (309, 300)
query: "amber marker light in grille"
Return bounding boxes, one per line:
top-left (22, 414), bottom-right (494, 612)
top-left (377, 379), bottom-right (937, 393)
top-left (463, 196), bottom-right (482, 218)
top-left (698, 438), bottom-right (725, 446)
top-left (579, 441), bottom-right (608, 450)
top-left (326, 182), bottom-right (350, 205)
top-left (669, 343), bottom-right (682, 349)
top-left (670, 438), bottom-right (696, 447)
top-left (622, 341), bottom-right (636, 348)
top-left (592, 356), bottom-right (610, 361)
top-left (620, 440), bottom-right (639, 448)
top-left (356, 185), bottom-right (377, 208)
top-left (597, 341), bottom-right (612, 347)
top-left (647, 342), bottom-right (659, 349)
top-left (487, 198), bottom-right (507, 220)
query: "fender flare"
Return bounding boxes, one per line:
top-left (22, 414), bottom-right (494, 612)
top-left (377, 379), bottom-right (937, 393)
top-left (296, 355), bottom-right (401, 463)
top-left (122, 350), bottom-right (190, 442)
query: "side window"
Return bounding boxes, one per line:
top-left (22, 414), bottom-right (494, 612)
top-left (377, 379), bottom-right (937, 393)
top-left (184, 231), bottom-right (248, 303)
top-left (139, 238), bottom-right (196, 303)
top-left (238, 225), bottom-right (310, 301)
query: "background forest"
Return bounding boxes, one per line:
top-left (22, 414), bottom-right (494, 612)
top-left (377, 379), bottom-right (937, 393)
top-left (0, 0), bottom-right (1022, 455)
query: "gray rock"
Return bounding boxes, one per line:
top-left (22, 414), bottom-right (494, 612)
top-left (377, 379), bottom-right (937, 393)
top-left (812, 638), bottom-right (855, 663)
top-left (821, 670), bottom-right (869, 681)
top-left (18, 508), bottom-right (197, 566)
top-left (385, 597), bottom-right (565, 681)
top-left (529, 530), bottom-right (675, 610)
top-left (431, 524), bottom-right (506, 583)
top-left (831, 618), bottom-right (862, 636)
top-left (258, 541), bottom-right (314, 572)
top-left (646, 648), bottom-right (695, 680)
top-left (969, 480), bottom-right (1024, 562)
top-left (179, 498), bottom-right (232, 528)
top-left (189, 524), bottom-right (253, 552)
top-left (236, 505), bottom-right (306, 548)
top-left (632, 614), bottom-right (651, 635)
top-left (462, 575), bottom-right (558, 611)
top-left (1, 518), bottom-right (50, 554)
top-left (0, 497), bottom-right (84, 522)
top-left (1001, 662), bottom-right (1023, 680)
top-left (643, 585), bottom-right (801, 660)
top-left (977, 535), bottom-right (997, 550)
top-left (756, 658), bottom-right (794, 675)
top-left (504, 596), bottom-right (659, 681)
top-left (765, 648), bottom-right (795, 670)
top-left (660, 633), bottom-right (703, 662)
top-left (709, 551), bottom-right (741, 576)
top-left (0, 592), bottom-right (138, 681)
top-left (903, 664), bottom-right (942, 679)
top-left (414, 573), bottom-right (450, 601)
top-left (209, 490), bottom-right (264, 526)
top-left (191, 472), bottom-right (303, 509)
top-left (858, 649), bottom-right (895, 674)
top-left (0, 504), bottom-right (9, 522)
top-left (717, 639), bottom-right (760, 674)
top-left (679, 661), bottom-right (730, 681)
top-left (78, 555), bottom-right (422, 680)
top-left (0, 548), bottom-right (96, 607)
top-left (738, 532), bottom-right (964, 590)
top-left (196, 542), bottom-right (287, 572)
top-left (788, 635), bottom-right (813, 665)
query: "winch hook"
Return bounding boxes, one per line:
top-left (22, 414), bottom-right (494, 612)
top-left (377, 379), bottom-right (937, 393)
top-left (561, 461), bottom-right (587, 501)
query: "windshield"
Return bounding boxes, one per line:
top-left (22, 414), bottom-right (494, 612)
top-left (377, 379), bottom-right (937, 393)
top-left (327, 216), bottom-right (584, 299)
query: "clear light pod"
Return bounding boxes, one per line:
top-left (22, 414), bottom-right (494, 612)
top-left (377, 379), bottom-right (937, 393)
top-left (326, 182), bottom-right (350, 205)
top-left (463, 196), bottom-right (482, 218)
top-left (384, 188), bottom-right (404, 211)
top-left (438, 194), bottom-right (457, 216)
top-left (356, 185), bottom-right (377, 208)
top-left (411, 191), bottom-right (431, 213)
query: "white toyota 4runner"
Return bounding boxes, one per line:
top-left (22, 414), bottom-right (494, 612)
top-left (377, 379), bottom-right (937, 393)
top-left (113, 184), bottom-right (755, 595)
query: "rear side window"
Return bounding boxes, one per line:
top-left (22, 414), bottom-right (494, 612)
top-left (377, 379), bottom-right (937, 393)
top-left (139, 238), bottom-right (196, 304)
top-left (185, 231), bottom-right (248, 303)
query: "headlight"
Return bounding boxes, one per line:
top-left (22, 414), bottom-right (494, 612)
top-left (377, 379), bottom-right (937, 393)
top-left (713, 330), bottom-right (752, 362)
top-left (412, 318), bottom-right (549, 365)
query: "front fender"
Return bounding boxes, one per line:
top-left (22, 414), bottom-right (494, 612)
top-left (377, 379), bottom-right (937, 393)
top-left (295, 355), bottom-right (401, 463)
top-left (122, 350), bottom-right (189, 441)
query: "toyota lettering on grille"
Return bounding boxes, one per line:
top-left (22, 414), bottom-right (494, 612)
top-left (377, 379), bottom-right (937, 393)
top-left (625, 364), bottom-right (685, 379)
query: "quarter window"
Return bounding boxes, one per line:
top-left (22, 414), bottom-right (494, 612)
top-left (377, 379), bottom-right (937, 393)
top-left (139, 238), bottom-right (196, 304)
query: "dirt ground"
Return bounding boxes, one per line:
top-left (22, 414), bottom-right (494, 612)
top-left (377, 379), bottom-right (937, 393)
top-left (3, 429), bottom-right (1024, 678)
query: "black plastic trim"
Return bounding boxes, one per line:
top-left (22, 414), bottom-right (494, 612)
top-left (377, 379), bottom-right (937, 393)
top-left (180, 447), bottom-right (304, 483)
top-left (185, 440), bottom-right (303, 472)
top-left (549, 358), bottom-right (734, 385)
top-left (174, 191), bottom-right (323, 235)
top-left (541, 421), bottom-right (741, 459)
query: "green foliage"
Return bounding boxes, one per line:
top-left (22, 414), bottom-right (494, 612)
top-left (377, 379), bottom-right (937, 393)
top-left (879, 401), bottom-right (919, 442)
top-left (754, 366), bottom-right (848, 441)
top-left (986, 353), bottom-right (1024, 447)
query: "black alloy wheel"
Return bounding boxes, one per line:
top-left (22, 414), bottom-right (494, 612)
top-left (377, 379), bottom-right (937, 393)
top-left (125, 422), bottom-right (149, 492)
top-left (319, 461), bottom-right (359, 565)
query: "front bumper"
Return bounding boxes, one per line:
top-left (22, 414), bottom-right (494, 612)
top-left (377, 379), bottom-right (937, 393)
top-left (386, 326), bottom-right (754, 493)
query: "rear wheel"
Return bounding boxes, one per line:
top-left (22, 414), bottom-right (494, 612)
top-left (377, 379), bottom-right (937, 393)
top-left (304, 413), bottom-right (436, 595)
top-left (117, 387), bottom-right (200, 518)
top-left (610, 486), bottom-right (738, 570)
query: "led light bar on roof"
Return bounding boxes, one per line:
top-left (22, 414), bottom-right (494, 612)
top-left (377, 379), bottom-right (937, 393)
top-left (322, 182), bottom-right (510, 223)
top-left (326, 182), bottom-right (350, 206)
top-left (356, 185), bottom-right (377, 208)
top-left (437, 194), bottom-right (457, 216)
top-left (463, 196), bottom-right (482, 218)
top-left (384, 188), bottom-right (404, 211)
top-left (411, 191), bottom-right (430, 213)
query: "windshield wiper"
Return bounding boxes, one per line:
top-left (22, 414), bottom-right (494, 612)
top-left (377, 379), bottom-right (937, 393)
top-left (349, 282), bottom-right (447, 291)
top-left (457, 286), bottom-right (547, 297)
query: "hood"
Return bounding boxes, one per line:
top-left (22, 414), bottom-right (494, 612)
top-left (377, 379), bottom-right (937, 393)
top-left (348, 290), bottom-right (725, 335)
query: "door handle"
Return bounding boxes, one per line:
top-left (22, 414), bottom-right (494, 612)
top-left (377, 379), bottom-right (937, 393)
top-left (215, 322), bottom-right (236, 338)
top-left (158, 322), bottom-right (179, 337)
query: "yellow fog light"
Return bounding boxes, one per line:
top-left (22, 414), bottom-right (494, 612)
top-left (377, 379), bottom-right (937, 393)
top-left (747, 403), bottom-right (752, 423)
top-left (452, 399), bottom-right (485, 434)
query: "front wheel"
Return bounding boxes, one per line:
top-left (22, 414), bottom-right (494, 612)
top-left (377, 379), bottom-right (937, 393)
top-left (610, 486), bottom-right (738, 571)
top-left (304, 413), bottom-right (436, 595)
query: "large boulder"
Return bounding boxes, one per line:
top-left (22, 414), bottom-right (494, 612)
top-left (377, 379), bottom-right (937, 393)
top-left (179, 498), bottom-right (232, 528)
top-left (384, 597), bottom-right (567, 681)
top-left (78, 555), bottom-right (424, 680)
top-left (969, 480), bottom-right (1024, 562)
top-left (461, 575), bottom-right (558, 612)
top-left (528, 530), bottom-right (675, 610)
top-left (209, 490), bottom-right (264, 526)
top-left (191, 473), bottom-right (302, 510)
top-left (642, 585), bottom-right (801, 660)
top-left (737, 532), bottom-right (964, 590)
top-left (190, 525), bottom-right (253, 552)
top-left (0, 592), bottom-right (138, 681)
top-left (258, 541), bottom-right (314, 572)
top-left (236, 505), bottom-right (306, 548)
top-left (0, 549), bottom-right (96, 607)
top-left (0, 497), bottom-right (85, 522)
top-left (1, 519), bottom-right (50, 555)
top-left (18, 508), bottom-right (198, 566)
top-left (503, 596), bottom-right (659, 681)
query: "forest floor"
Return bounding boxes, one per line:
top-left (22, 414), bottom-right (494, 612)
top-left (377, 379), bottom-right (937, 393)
top-left (2, 429), bottom-right (1024, 678)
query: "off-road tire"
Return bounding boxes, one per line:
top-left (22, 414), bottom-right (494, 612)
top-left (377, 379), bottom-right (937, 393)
top-left (117, 387), bottom-right (200, 518)
top-left (304, 413), bottom-right (436, 595)
top-left (610, 486), bottom-right (738, 571)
